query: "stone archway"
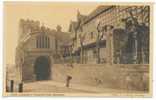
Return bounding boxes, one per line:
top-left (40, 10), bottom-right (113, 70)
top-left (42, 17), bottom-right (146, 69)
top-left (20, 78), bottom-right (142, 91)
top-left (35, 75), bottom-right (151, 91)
top-left (34, 56), bottom-right (51, 80)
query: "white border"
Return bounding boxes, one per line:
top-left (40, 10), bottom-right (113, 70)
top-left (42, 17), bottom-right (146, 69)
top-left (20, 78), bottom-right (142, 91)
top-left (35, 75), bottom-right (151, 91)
top-left (0, 0), bottom-right (156, 100)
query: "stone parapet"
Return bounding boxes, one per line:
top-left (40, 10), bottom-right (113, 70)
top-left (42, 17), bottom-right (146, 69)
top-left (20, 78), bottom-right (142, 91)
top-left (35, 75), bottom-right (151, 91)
top-left (52, 64), bottom-right (149, 91)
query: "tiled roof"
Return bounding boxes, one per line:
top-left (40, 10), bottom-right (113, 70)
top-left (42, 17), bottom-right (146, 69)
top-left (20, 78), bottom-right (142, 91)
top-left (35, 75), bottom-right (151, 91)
top-left (83, 5), bottom-right (114, 24)
top-left (68, 6), bottom-right (114, 33)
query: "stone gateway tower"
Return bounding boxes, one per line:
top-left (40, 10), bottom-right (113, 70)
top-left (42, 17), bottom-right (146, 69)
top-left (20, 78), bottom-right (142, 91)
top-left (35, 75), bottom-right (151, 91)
top-left (16, 19), bottom-right (57, 82)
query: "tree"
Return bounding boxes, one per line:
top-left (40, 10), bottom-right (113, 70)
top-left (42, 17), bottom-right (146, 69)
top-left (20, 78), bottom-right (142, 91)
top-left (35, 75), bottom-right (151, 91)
top-left (119, 7), bottom-right (150, 64)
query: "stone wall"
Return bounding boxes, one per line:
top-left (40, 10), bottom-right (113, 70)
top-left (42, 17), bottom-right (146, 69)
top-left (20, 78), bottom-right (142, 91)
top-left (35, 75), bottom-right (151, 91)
top-left (52, 64), bottom-right (149, 91)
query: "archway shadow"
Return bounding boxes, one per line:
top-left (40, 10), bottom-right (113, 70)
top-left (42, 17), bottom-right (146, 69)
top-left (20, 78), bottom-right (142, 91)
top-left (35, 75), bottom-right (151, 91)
top-left (34, 56), bottom-right (51, 81)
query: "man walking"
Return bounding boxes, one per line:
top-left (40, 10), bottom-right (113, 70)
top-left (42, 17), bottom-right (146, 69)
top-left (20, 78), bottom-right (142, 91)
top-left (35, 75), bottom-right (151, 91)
top-left (66, 63), bottom-right (74, 87)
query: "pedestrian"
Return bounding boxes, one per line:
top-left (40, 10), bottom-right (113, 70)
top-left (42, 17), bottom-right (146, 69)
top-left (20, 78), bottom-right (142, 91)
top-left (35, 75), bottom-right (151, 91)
top-left (65, 63), bottom-right (74, 87)
top-left (66, 75), bottom-right (72, 87)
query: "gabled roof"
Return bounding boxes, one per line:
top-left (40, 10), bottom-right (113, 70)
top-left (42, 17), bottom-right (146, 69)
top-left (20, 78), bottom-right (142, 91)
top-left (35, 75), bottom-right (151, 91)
top-left (68, 21), bottom-right (78, 32)
top-left (83, 5), bottom-right (114, 24)
top-left (68, 6), bottom-right (114, 32)
top-left (78, 14), bottom-right (87, 22)
top-left (77, 10), bottom-right (87, 22)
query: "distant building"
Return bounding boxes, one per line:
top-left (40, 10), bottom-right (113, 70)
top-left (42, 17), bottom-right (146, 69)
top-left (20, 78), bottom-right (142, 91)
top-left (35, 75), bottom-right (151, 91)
top-left (68, 5), bottom-right (150, 64)
top-left (16, 19), bottom-right (70, 82)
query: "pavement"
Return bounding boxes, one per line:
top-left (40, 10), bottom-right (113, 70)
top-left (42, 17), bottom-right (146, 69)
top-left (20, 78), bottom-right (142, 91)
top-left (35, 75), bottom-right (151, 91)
top-left (23, 80), bottom-right (146, 93)
top-left (23, 80), bottom-right (93, 93)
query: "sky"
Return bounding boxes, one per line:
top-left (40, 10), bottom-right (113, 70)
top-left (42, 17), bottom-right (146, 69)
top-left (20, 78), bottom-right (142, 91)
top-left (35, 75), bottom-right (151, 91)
top-left (4, 2), bottom-right (101, 65)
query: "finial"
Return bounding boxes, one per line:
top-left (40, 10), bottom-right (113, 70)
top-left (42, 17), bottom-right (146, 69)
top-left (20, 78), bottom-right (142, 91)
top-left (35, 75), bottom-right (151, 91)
top-left (56, 25), bottom-right (62, 32)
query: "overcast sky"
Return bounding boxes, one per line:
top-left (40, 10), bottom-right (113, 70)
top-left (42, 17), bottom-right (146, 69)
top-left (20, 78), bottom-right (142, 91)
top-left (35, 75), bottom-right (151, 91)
top-left (4, 2), bottom-right (101, 65)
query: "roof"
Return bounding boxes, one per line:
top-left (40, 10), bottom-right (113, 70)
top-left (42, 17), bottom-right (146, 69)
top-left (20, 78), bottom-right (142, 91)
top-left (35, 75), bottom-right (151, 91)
top-left (77, 13), bottom-right (87, 28)
top-left (77, 10), bottom-right (87, 22)
top-left (78, 14), bottom-right (87, 22)
top-left (83, 5), bottom-right (114, 24)
top-left (68, 21), bottom-right (78, 32)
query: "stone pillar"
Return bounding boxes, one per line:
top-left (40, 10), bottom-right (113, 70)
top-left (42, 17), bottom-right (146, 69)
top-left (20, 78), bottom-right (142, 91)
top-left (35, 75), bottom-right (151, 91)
top-left (18, 83), bottom-right (23, 92)
top-left (10, 80), bottom-right (14, 92)
top-left (132, 31), bottom-right (138, 64)
top-left (110, 29), bottom-right (114, 64)
top-left (106, 25), bottom-right (114, 64)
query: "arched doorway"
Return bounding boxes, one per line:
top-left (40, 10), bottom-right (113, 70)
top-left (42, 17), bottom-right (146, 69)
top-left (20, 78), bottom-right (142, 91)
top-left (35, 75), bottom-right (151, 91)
top-left (34, 56), bottom-right (51, 80)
